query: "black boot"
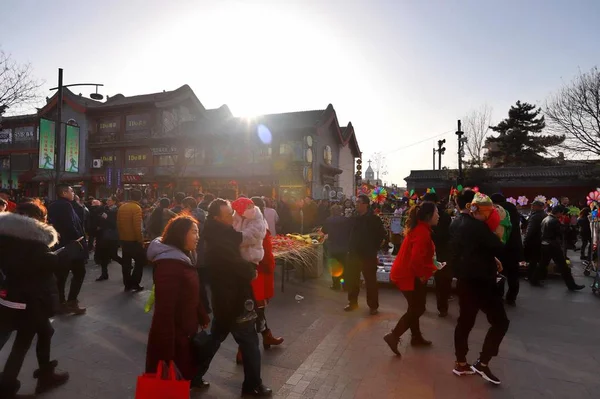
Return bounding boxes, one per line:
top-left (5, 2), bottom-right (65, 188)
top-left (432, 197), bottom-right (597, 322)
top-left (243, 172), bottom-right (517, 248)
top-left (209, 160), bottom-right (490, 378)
top-left (33, 360), bottom-right (69, 394)
top-left (241, 384), bottom-right (273, 397)
top-left (0, 379), bottom-right (36, 399)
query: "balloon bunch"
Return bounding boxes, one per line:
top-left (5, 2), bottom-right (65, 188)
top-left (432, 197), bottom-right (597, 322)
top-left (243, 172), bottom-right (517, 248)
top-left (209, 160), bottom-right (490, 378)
top-left (507, 197), bottom-right (517, 206)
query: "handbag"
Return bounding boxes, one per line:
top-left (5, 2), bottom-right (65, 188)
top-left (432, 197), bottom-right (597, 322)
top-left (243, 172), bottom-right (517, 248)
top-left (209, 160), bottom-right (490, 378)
top-left (135, 360), bottom-right (190, 399)
top-left (190, 329), bottom-right (213, 363)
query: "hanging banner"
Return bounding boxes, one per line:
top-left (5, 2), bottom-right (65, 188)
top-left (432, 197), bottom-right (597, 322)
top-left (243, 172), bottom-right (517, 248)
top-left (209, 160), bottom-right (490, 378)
top-left (106, 167), bottom-right (113, 188)
top-left (116, 168), bottom-right (122, 188)
top-left (64, 124), bottom-right (80, 173)
top-left (38, 118), bottom-right (55, 170)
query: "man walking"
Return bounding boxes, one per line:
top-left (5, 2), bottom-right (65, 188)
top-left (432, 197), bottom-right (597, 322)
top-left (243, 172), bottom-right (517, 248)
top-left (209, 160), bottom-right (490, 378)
top-left (345, 194), bottom-right (387, 315)
top-left (450, 190), bottom-right (509, 385)
top-left (48, 184), bottom-right (87, 314)
top-left (198, 198), bottom-right (272, 397)
top-left (524, 200), bottom-right (546, 282)
top-left (423, 193), bottom-right (453, 317)
top-left (490, 193), bottom-right (524, 306)
top-left (117, 189), bottom-right (145, 292)
top-left (322, 204), bottom-right (351, 290)
top-left (530, 205), bottom-right (585, 290)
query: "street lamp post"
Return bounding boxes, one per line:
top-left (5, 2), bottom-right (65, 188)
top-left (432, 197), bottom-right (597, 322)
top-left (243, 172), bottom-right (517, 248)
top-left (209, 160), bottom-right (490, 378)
top-left (455, 120), bottom-right (465, 185)
top-left (49, 68), bottom-right (103, 198)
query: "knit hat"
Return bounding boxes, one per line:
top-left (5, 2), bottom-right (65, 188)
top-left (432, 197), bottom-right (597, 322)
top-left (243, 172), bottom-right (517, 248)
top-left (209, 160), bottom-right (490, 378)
top-left (231, 197), bottom-right (254, 216)
top-left (469, 192), bottom-right (494, 214)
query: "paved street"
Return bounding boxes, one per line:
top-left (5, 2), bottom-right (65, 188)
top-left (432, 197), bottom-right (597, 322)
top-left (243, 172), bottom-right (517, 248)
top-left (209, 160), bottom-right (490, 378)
top-left (2, 254), bottom-right (599, 399)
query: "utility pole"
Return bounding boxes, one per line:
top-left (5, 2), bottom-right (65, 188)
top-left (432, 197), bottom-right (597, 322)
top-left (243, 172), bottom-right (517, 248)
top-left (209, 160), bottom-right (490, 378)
top-left (437, 139), bottom-right (446, 170)
top-left (432, 148), bottom-right (436, 170)
top-left (54, 68), bottom-right (63, 197)
top-left (456, 119), bottom-right (465, 184)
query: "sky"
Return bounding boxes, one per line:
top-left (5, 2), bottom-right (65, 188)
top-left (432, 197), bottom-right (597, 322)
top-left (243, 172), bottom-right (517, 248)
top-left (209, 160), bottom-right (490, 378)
top-left (2, 0), bottom-right (600, 186)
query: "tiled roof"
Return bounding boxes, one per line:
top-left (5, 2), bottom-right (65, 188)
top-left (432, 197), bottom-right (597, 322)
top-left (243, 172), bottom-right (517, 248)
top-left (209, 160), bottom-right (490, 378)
top-left (254, 109), bottom-right (325, 131)
top-left (406, 165), bottom-right (600, 181)
top-left (99, 85), bottom-right (193, 107)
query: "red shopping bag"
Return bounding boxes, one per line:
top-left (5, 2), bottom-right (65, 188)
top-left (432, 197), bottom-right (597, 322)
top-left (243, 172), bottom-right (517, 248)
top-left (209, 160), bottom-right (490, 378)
top-left (135, 361), bottom-right (190, 399)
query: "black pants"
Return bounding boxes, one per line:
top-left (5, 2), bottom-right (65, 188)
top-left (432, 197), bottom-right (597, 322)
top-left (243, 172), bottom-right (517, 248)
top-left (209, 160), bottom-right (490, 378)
top-left (198, 319), bottom-right (262, 390)
top-left (328, 252), bottom-right (347, 289)
top-left (121, 241), bottom-right (146, 288)
top-left (56, 259), bottom-right (86, 303)
top-left (0, 319), bottom-right (54, 385)
top-left (96, 239), bottom-right (122, 277)
top-left (197, 267), bottom-right (212, 314)
top-left (392, 278), bottom-right (426, 338)
top-left (346, 254), bottom-right (379, 310)
top-left (581, 237), bottom-right (591, 259)
top-left (525, 244), bottom-right (541, 281)
top-left (502, 260), bottom-right (520, 302)
top-left (533, 244), bottom-right (578, 289)
top-left (454, 280), bottom-right (510, 364)
top-left (435, 265), bottom-right (453, 313)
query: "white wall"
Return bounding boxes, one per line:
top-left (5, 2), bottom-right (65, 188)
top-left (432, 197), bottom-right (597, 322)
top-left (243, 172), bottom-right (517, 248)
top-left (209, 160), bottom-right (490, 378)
top-left (338, 144), bottom-right (355, 198)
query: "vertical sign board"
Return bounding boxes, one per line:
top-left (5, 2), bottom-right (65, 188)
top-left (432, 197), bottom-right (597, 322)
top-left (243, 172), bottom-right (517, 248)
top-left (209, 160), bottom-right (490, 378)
top-left (106, 167), bottom-right (113, 188)
top-left (116, 168), bottom-right (122, 188)
top-left (64, 124), bottom-right (80, 173)
top-left (38, 118), bottom-right (56, 170)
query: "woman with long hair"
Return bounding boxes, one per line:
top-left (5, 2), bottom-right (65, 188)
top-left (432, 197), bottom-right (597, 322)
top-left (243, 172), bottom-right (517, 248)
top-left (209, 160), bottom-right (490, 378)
top-left (95, 195), bottom-right (122, 281)
top-left (384, 202), bottom-right (440, 357)
top-left (0, 199), bottom-right (73, 398)
top-left (145, 216), bottom-right (210, 389)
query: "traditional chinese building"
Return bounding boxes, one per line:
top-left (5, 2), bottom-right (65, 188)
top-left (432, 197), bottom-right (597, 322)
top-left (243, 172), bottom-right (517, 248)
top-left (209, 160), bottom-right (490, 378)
top-left (1, 84), bottom-right (362, 201)
top-left (405, 164), bottom-right (600, 204)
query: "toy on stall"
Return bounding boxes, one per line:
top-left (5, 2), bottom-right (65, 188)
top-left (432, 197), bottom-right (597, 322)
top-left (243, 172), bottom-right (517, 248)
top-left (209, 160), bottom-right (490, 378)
top-left (534, 195), bottom-right (547, 204)
top-left (587, 189), bottom-right (600, 206)
top-left (549, 197), bottom-right (559, 207)
top-left (507, 197), bottom-right (517, 206)
top-left (372, 187), bottom-right (388, 204)
top-left (517, 196), bottom-right (529, 207)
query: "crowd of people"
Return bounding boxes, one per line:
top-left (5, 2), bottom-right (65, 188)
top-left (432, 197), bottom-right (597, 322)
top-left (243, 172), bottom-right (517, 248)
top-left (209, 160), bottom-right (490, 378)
top-left (0, 184), bottom-right (594, 397)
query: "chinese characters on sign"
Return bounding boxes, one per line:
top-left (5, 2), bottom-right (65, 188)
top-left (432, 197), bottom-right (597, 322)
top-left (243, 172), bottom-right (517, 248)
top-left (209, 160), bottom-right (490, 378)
top-left (38, 119), bottom-right (55, 170)
top-left (97, 118), bottom-right (120, 133)
top-left (0, 129), bottom-right (11, 144)
top-left (13, 127), bottom-right (35, 142)
top-left (64, 125), bottom-right (80, 173)
top-left (125, 148), bottom-right (151, 167)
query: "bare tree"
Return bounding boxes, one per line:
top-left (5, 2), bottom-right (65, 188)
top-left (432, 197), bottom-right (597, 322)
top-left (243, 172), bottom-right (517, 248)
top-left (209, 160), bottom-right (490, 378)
top-left (371, 151), bottom-right (388, 184)
top-left (545, 67), bottom-right (600, 157)
top-left (0, 49), bottom-right (42, 115)
top-left (463, 104), bottom-right (492, 168)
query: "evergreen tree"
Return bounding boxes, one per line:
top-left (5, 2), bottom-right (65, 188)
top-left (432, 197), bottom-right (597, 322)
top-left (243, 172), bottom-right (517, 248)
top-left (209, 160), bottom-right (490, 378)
top-left (484, 101), bottom-right (564, 167)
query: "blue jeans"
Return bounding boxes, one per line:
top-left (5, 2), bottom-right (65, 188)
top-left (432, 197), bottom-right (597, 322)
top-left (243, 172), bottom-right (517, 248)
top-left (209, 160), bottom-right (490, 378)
top-left (198, 319), bottom-right (262, 390)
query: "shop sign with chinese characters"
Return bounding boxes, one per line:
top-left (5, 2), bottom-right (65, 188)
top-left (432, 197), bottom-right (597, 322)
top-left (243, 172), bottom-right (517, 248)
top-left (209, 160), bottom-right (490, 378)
top-left (38, 119), bottom-right (55, 170)
top-left (64, 125), bottom-right (80, 173)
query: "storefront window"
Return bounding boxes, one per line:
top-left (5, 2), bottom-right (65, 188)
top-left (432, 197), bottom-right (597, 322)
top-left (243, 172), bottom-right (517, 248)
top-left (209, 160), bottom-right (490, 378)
top-left (185, 148), bottom-right (205, 166)
top-left (155, 155), bottom-right (177, 166)
top-left (279, 141), bottom-right (303, 161)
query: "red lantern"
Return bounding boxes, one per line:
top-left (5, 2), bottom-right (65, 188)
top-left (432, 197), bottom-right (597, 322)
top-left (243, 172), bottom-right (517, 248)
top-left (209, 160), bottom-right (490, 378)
top-left (152, 183), bottom-right (159, 189)
top-left (192, 180), bottom-right (200, 187)
top-left (473, 186), bottom-right (480, 193)
top-left (229, 180), bottom-right (238, 186)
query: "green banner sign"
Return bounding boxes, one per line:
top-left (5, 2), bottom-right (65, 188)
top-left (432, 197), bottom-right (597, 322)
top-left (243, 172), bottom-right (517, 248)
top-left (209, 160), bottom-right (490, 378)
top-left (64, 124), bottom-right (80, 173)
top-left (38, 118), bottom-right (55, 170)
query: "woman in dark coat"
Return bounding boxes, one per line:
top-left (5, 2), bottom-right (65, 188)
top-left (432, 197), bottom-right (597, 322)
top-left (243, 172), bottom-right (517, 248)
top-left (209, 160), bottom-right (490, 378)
top-left (145, 216), bottom-right (209, 388)
top-left (95, 195), bottom-right (122, 281)
top-left (0, 200), bottom-right (72, 398)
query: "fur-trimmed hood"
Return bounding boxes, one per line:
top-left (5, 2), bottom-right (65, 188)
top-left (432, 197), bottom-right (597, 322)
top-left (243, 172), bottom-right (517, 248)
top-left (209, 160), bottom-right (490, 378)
top-left (0, 212), bottom-right (59, 248)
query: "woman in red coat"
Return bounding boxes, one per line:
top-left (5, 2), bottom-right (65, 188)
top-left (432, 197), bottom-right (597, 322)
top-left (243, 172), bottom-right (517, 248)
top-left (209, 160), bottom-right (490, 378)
top-left (384, 202), bottom-right (440, 357)
top-left (236, 198), bottom-right (284, 364)
top-left (145, 216), bottom-right (210, 388)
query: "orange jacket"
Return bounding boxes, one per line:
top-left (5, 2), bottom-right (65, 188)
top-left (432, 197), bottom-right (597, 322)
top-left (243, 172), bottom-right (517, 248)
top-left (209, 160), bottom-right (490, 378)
top-left (390, 221), bottom-right (437, 291)
top-left (117, 201), bottom-right (143, 243)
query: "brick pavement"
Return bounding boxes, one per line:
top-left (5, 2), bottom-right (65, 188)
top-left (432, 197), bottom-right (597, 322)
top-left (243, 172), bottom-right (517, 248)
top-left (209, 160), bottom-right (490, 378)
top-left (1, 255), bottom-right (599, 398)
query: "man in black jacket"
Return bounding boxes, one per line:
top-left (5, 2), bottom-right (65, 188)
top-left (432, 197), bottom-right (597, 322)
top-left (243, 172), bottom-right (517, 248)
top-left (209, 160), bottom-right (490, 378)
top-left (490, 193), bottom-right (524, 306)
top-left (47, 185), bottom-right (87, 315)
top-left (198, 198), bottom-right (272, 397)
top-left (450, 190), bottom-right (509, 385)
top-left (530, 205), bottom-right (585, 291)
top-left (345, 194), bottom-right (387, 315)
top-left (524, 200), bottom-right (546, 282)
top-left (423, 193), bottom-right (453, 317)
